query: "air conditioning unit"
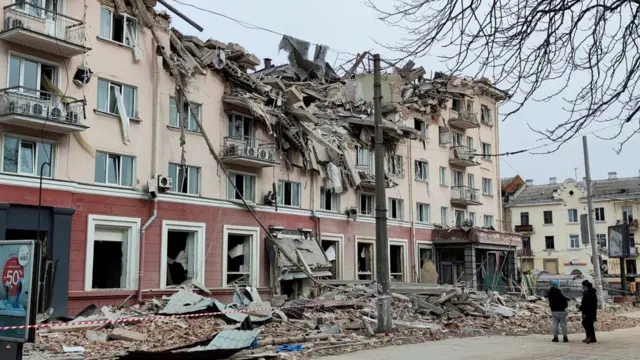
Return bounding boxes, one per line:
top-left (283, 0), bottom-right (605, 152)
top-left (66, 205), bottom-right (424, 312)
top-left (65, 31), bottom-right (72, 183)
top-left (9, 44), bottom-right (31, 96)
top-left (345, 206), bottom-right (358, 219)
top-left (245, 147), bottom-right (258, 158)
top-left (5, 17), bottom-right (24, 30)
top-left (66, 111), bottom-right (79, 124)
top-left (264, 190), bottom-right (277, 205)
top-left (32, 103), bottom-right (44, 116)
top-left (258, 148), bottom-right (269, 160)
top-left (50, 107), bottom-right (62, 119)
top-left (226, 144), bottom-right (238, 156)
top-left (157, 175), bottom-right (172, 191)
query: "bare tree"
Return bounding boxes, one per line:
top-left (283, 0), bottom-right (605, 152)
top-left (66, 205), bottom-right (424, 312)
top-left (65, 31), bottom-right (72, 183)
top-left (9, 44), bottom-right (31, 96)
top-left (368, 0), bottom-right (640, 152)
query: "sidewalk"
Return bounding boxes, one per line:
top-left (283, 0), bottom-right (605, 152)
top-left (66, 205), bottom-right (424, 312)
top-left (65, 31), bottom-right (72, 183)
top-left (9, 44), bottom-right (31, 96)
top-left (321, 327), bottom-right (640, 360)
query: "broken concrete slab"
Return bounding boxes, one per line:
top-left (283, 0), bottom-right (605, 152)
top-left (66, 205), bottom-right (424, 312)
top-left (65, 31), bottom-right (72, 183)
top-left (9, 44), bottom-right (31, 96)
top-left (110, 328), bottom-right (146, 342)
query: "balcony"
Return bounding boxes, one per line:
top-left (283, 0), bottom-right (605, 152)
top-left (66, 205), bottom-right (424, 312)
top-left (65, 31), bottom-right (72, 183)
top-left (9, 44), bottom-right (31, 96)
top-left (449, 145), bottom-right (478, 167)
top-left (517, 248), bottom-right (534, 257)
top-left (0, 3), bottom-right (89, 57)
top-left (0, 87), bottom-right (87, 134)
top-left (514, 224), bottom-right (534, 233)
top-left (356, 165), bottom-right (376, 188)
top-left (451, 186), bottom-right (482, 206)
top-left (221, 136), bottom-right (279, 168)
top-left (449, 110), bottom-right (480, 129)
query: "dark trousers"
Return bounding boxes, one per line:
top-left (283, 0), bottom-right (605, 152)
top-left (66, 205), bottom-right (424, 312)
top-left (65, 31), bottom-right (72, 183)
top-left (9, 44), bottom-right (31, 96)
top-left (582, 317), bottom-right (596, 341)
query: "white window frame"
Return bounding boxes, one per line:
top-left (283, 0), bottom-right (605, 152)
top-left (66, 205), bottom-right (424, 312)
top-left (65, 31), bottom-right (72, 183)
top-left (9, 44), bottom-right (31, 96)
top-left (596, 234), bottom-right (607, 248)
top-left (567, 208), bottom-right (578, 223)
top-left (484, 215), bottom-right (494, 227)
top-left (415, 160), bottom-right (428, 181)
top-left (357, 192), bottom-right (374, 216)
top-left (321, 233), bottom-right (344, 279)
top-left (388, 198), bottom-right (404, 220)
top-left (227, 171), bottom-right (256, 202)
top-left (168, 162), bottom-right (200, 195)
top-left (414, 118), bottom-right (427, 138)
top-left (595, 207), bottom-right (605, 222)
top-left (222, 225), bottom-right (260, 287)
top-left (452, 169), bottom-right (464, 187)
top-left (97, 78), bottom-right (138, 118)
top-left (454, 210), bottom-right (465, 226)
top-left (416, 203), bottom-right (430, 223)
top-left (387, 154), bottom-right (404, 177)
top-left (1, 133), bottom-right (56, 178)
top-left (415, 240), bottom-right (434, 283)
top-left (7, 51), bottom-right (61, 97)
top-left (389, 238), bottom-right (409, 282)
top-left (99, 6), bottom-right (138, 46)
top-left (480, 105), bottom-right (492, 125)
top-left (355, 236), bottom-right (376, 280)
top-left (159, 220), bottom-right (206, 289)
top-left (440, 206), bottom-right (448, 225)
top-left (169, 96), bottom-right (202, 132)
top-left (320, 187), bottom-right (340, 212)
top-left (568, 234), bottom-right (580, 249)
top-left (481, 142), bottom-right (491, 160)
top-left (13, 0), bottom-right (56, 18)
top-left (84, 215), bottom-right (140, 291)
top-left (469, 211), bottom-right (476, 225)
top-left (439, 166), bottom-right (447, 186)
top-left (355, 146), bottom-right (373, 168)
top-left (277, 180), bottom-right (301, 207)
top-left (482, 178), bottom-right (493, 195)
top-left (95, 151), bottom-right (135, 187)
top-left (466, 136), bottom-right (474, 150)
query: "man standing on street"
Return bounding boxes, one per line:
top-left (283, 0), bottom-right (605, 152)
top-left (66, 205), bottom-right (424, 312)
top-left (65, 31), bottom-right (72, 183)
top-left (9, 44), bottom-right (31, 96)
top-left (547, 280), bottom-right (569, 342)
top-left (579, 280), bottom-right (598, 344)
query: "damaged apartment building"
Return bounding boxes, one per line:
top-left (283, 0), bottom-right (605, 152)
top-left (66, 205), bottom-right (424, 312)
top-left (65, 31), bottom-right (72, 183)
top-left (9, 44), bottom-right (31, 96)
top-left (0, 0), bottom-right (521, 316)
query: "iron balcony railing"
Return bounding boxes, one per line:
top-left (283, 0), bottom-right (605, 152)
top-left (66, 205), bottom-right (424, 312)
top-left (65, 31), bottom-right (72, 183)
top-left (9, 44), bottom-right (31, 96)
top-left (222, 136), bottom-right (277, 161)
top-left (450, 145), bottom-right (477, 162)
top-left (451, 186), bottom-right (479, 202)
top-left (0, 86), bottom-right (84, 124)
top-left (517, 248), bottom-right (533, 257)
top-left (3, 2), bottom-right (86, 46)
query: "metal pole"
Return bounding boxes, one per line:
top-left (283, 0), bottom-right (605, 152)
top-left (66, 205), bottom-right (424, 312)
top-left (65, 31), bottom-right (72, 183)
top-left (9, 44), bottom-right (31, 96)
top-left (373, 54), bottom-right (392, 333)
top-left (582, 136), bottom-right (604, 307)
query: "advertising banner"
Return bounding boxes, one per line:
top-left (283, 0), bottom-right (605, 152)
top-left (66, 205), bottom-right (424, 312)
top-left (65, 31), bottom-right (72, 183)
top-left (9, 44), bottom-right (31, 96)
top-left (608, 224), bottom-right (631, 258)
top-left (0, 240), bottom-right (39, 343)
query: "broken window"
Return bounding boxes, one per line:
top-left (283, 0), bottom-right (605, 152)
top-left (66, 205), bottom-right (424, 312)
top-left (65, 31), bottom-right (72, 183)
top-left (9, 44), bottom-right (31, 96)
top-left (322, 240), bottom-right (340, 279)
top-left (226, 233), bottom-right (252, 285)
top-left (597, 234), bottom-right (607, 248)
top-left (168, 163), bottom-right (200, 195)
top-left (278, 180), bottom-right (300, 207)
top-left (452, 132), bottom-right (463, 146)
top-left (358, 193), bottom-right (374, 216)
top-left (8, 54), bottom-right (58, 98)
top-left (387, 154), bottom-right (404, 177)
top-left (227, 172), bottom-right (255, 202)
top-left (452, 170), bottom-right (463, 187)
top-left (95, 151), bottom-right (134, 187)
top-left (164, 230), bottom-right (198, 286)
top-left (320, 187), bottom-right (339, 212)
top-left (415, 160), bottom-right (428, 181)
top-left (418, 246), bottom-right (435, 283)
top-left (480, 105), bottom-right (492, 125)
top-left (169, 97), bottom-right (201, 132)
top-left (414, 118), bottom-right (427, 137)
top-left (357, 242), bottom-right (374, 280)
top-left (389, 244), bottom-right (405, 282)
top-left (451, 98), bottom-right (462, 112)
top-left (97, 78), bottom-right (137, 118)
top-left (355, 146), bottom-right (371, 168)
top-left (100, 6), bottom-right (137, 46)
top-left (481, 142), bottom-right (492, 160)
top-left (388, 198), bottom-right (403, 220)
top-left (91, 226), bottom-right (130, 289)
top-left (2, 135), bottom-right (53, 177)
top-left (469, 211), bottom-right (476, 225)
top-left (622, 206), bottom-right (633, 224)
top-left (454, 210), bottom-right (465, 226)
top-left (416, 203), bottom-right (430, 223)
top-left (228, 114), bottom-right (254, 141)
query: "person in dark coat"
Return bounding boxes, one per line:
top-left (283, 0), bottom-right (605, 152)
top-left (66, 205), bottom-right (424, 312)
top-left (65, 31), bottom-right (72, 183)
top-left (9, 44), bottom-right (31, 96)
top-left (579, 280), bottom-right (598, 344)
top-left (547, 280), bottom-right (569, 342)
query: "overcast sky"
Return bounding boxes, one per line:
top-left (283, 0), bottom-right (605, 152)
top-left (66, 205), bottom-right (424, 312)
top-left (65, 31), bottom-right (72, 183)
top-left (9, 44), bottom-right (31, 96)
top-left (163, 0), bottom-right (640, 185)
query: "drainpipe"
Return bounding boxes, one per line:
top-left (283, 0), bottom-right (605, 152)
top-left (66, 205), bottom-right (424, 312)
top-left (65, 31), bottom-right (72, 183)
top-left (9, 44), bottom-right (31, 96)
top-left (137, 199), bottom-right (157, 303)
top-left (494, 102), bottom-right (503, 230)
top-left (408, 139), bottom-right (416, 281)
top-left (151, 39), bottom-right (161, 177)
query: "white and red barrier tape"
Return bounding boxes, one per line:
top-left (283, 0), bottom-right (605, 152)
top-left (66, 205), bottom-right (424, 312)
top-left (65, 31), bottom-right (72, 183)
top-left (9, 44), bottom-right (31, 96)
top-left (0, 300), bottom-right (365, 331)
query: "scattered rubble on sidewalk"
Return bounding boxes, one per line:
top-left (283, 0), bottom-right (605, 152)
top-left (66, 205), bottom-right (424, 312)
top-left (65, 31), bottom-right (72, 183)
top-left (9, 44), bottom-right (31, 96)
top-left (22, 283), bottom-right (640, 359)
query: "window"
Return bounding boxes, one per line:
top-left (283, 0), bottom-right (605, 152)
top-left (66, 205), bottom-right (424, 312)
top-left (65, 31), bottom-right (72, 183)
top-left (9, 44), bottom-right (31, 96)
top-left (569, 234), bottom-right (580, 249)
top-left (416, 203), bottom-right (430, 223)
top-left (389, 242), bottom-right (407, 282)
top-left (168, 163), bottom-right (200, 195)
top-left (228, 114), bottom-right (254, 139)
top-left (278, 181), bottom-right (301, 207)
top-left (452, 170), bottom-right (463, 187)
top-left (439, 166), bottom-right (447, 185)
top-left (417, 245), bottom-right (434, 283)
top-left (543, 210), bottom-right (553, 225)
top-left (169, 97), bottom-right (201, 132)
top-left (322, 235), bottom-right (343, 279)
top-left (100, 6), bottom-right (138, 46)
top-left (466, 136), bottom-right (474, 150)
top-left (356, 146), bottom-right (372, 168)
top-left (626, 259), bottom-right (637, 275)
top-left (387, 155), bottom-right (404, 177)
top-left (545, 236), bottom-right (555, 250)
top-left (481, 143), bottom-right (491, 160)
top-left (415, 160), bottom-right (428, 181)
top-left (522, 237), bottom-right (531, 250)
top-left (320, 187), bottom-right (339, 212)
top-left (596, 234), bottom-right (607, 248)
top-left (454, 210), bottom-right (465, 226)
top-left (97, 79), bottom-right (137, 118)
top-left (161, 221), bottom-right (205, 288)
top-left (622, 206), bottom-right (633, 224)
top-left (358, 193), bottom-right (374, 216)
top-left (520, 212), bottom-right (530, 225)
top-left (357, 240), bottom-right (375, 280)
top-left (483, 215), bottom-right (494, 228)
top-left (223, 225), bottom-right (259, 287)
top-left (451, 98), bottom-right (462, 112)
top-left (595, 207), bottom-right (605, 222)
top-left (2, 135), bottom-right (53, 177)
top-left (227, 172), bottom-right (256, 202)
top-left (482, 178), bottom-right (493, 195)
top-left (467, 173), bottom-right (475, 189)
top-left (567, 209), bottom-right (578, 223)
top-left (14, 0), bottom-right (59, 17)
top-left (480, 105), bottom-right (492, 125)
top-left (452, 132), bottom-right (463, 146)
top-left (388, 198), bottom-right (404, 220)
top-left (414, 118), bottom-right (427, 138)
top-left (95, 151), bottom-right (134, 187)
top-left (469, 212), bottom-right (476, 225)
top-left (8, 54), bottom-right (58, 96)
top-left (440, 206), bottom-right (448, 225)
top-left (85, 215), bottom-right (140, 291)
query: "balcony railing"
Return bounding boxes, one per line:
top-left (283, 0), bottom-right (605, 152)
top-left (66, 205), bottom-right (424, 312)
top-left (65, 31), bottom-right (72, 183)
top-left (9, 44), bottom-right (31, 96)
top-left (451, 186), bottom-right (482, 206)
top-left (449, 145), bottom-right (478, 167)
top-left (1, 3), bottom-right (88, 56)
top-left (517, 248), bottom-right (534, 257)
top-left (449, 110), bottom-right (480, 129)
top-left (0, 86), bottom-right (87, 133)
top-left (221, 136), bottom-right (278, 167)
top-left (514, 224), bottom-right (534, 233)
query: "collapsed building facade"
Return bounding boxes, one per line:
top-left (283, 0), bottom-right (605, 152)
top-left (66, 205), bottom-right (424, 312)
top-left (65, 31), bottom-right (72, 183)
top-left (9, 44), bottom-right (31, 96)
top-left (0, 0), bottom-right (521, 316)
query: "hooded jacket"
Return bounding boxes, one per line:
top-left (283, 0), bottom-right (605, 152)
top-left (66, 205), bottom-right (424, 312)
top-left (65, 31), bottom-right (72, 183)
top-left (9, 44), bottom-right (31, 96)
top-left (579, 287), bottom-right (598, 321)
top-left (547, 286), bottom-right (569, 312)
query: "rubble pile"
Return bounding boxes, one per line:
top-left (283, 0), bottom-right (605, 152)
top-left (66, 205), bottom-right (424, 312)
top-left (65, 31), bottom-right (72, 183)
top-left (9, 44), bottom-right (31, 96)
top-left (23, 284), bottom-right (640, 359)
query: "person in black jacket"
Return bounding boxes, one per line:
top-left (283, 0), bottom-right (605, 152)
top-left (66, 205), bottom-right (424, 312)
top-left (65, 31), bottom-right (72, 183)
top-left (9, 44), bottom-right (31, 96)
top-left (579, 280), bottom-right (598, 344)
top-left (547, 280), bottom-right (569, 342)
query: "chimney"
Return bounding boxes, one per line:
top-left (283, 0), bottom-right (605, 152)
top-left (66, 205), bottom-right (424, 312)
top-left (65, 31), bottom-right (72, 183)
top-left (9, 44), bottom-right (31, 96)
top-left (608, 172), bottom-right (617, 180)
top-left (549, 177), bottom-right (557, 185)
top-left (263, 58), bottom-right (272, 69)
top-left (526, 179), bottom-right (534, 185)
